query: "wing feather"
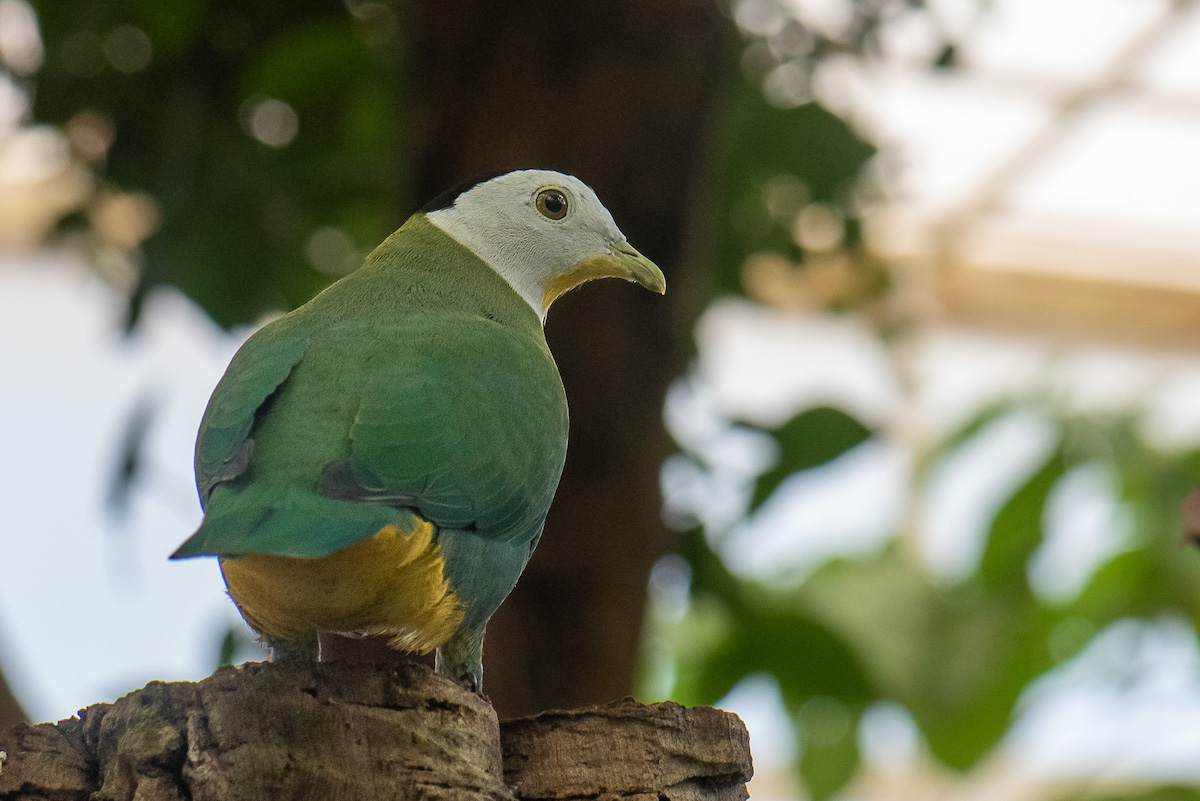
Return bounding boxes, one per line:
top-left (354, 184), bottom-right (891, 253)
top-left (329, 316), bottom-right (567, 546)
top-left (194, 329), bottom-right (310, 505)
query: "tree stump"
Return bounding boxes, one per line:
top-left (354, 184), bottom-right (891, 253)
top-left (0, 662), bottom-right (752, 801)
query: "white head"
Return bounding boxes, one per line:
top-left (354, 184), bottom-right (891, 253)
top-left (424, 169), bottom-right (664, 319)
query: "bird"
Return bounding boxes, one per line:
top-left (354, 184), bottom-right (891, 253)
top-left (171, 169), bottom-right (665, 690)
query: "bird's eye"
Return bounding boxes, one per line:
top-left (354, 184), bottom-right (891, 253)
top-left (535, 188), bottom-right (569, 220)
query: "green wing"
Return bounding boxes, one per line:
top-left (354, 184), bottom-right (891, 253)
top-left (320, 314), bottom-right (568, 548)
top-left (193, 327), bottom-right (310, 506)
top-left (175, 323), bottom-right (391, 560)
top-left (176, 312), bottom-right (567, 566)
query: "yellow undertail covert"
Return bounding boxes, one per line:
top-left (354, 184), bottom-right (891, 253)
top-left (219, 517), bottom-right (463, 652)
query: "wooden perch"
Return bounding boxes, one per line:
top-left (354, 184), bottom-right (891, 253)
top-left (0, 661), bottom-right (752, 801)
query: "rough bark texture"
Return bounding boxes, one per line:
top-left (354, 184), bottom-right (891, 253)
top-left (0, 663), bottom-right (751, 801)
top-left (502, 699), bottom-right (752, 801)
top-left (409, 0), bottom-right (730, 720)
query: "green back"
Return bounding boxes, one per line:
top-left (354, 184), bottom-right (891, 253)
top-left (174, 215), bottom-right (570, 610)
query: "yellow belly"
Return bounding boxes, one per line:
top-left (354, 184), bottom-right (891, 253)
top-left (219, 517), bottom-right (463, 653)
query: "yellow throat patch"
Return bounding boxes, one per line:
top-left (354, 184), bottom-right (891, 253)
top-left (219, 517), bottom-right (463, 653)
top-left (541, 255), bottom-right (623, 311)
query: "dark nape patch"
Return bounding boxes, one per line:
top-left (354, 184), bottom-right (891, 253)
top-left (418, 170), bottom-right (511, 213)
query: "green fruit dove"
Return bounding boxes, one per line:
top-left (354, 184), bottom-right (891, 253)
top-left (171, 170), bottom-right (665, 689)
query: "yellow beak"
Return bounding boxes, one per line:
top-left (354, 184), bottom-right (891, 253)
top-left (607, 241), bottom-right (666, 295)
top-left (541, 241), bottom-right (667, 311)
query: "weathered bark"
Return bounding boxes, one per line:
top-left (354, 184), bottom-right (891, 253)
top-left (410, 0), bottom-right (731, 719)
top-left (0, 663), bottom-right (752, 801)
top-left (1, 662), bottom-right (507, 801)
top-left (503, 700), bottom-right (752, 801)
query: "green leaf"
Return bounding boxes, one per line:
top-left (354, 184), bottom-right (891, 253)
top-left (679, 528), bottom-right (746, 608)
top-left (748, 608), bottom-right (874, 704)
top-left (916, 632), bottom-right (1039, 768)
top-left (672, 531), bottom-right (876, 708)
top-left (979, 449), bottom-right (1068, 591)
top-left (798, 546), bottom-right (1054, 771)
top-left (241, 22), bottom-right (373, 103)
top-left (797, 699), bottom-right (860, 801)
top-left (129, 0), bottom-right (206, 57)
top-left (748, 406), bottom-right (873, 511)
top-left (915, 609), bottom-right (1055, 769)
top-left (918, 398), bottom-right (1021, 475)
top-left (684, 636), bottom-right (749, 707)
top-left (217, 627), bottom-right (237, 668)
top-left (1072, 548), bottom-right (1156, 622)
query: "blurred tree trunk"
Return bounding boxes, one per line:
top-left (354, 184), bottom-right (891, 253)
top-left (410, 2), bottom-right (730, 716)
top-left (0, 666), bottom-right (25, 732)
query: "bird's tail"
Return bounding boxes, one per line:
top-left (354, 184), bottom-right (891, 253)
top-left (171, 484), bottom-right (409, 560)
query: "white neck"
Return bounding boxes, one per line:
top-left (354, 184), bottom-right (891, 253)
top-left (426, 208), bottom-right (553, 320)
top-left (423, 171), bottom-right (623, 322)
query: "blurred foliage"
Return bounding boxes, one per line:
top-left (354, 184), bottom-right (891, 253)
top-left (29, 0), bottom-right (405, 328)
top-left (13, 0), bottom-right (1200, 799)
top-left (216, 627), bottom-right (237, 667)
top-left (214, 623), bottom-right (261, 668)
top-left (713, 74), bottom-right (875, 298)
top-left (743, 405), bottom-right (873, 512)
top-left (655, 398), bottom-right (1200, 797)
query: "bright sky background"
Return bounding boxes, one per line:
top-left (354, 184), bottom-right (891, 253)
top-left (0, 256), bottom-right (259, 718)
top-left (848, 0), bottom-right (1200, 278)
top-left (4, 1), bottom-right (1200, 799)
